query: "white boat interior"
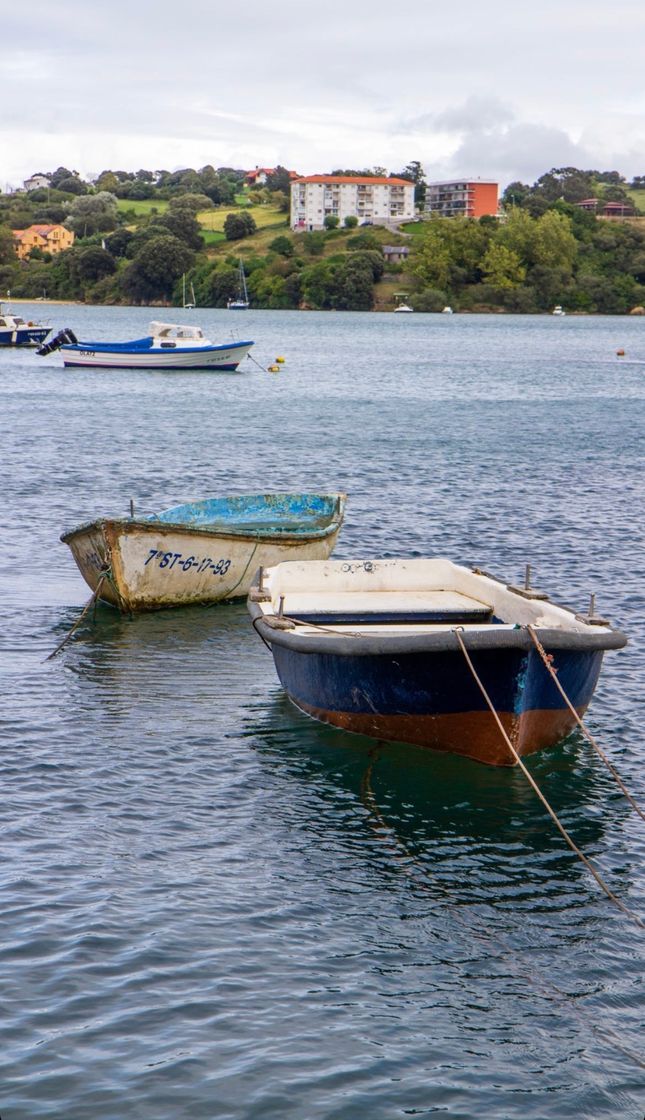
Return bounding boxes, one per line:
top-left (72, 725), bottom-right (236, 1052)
top-left (256, 558), bottom-right (609, 638)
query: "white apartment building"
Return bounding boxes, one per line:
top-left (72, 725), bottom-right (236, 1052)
top-left (291, 175), bottom-right (415, 230)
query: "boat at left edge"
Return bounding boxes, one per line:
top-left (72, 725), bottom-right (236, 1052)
top-left (61, 492), bottom-right (347, 611)
top-left (37, 321), bottom-right (253, 370)
top-left (0, 302), bottom-right (51, 346)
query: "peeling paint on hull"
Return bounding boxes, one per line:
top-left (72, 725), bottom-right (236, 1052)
top-left (61, 493), bottom-right (346, 611)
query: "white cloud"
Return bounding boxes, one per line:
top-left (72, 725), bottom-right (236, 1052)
top-left (2, 0), bottom-right (645, 189)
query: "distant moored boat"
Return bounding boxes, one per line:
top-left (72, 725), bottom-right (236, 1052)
top-left (37, 321), bottom-right (253, 371)
top-left (0, 302), bottom-right (50, 347)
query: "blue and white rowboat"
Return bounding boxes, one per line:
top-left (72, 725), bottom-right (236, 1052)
top-left (38, 321), bottom-right (253, 370)
top-left (247, 557), bottom-right (627, 767)
top-left (61, 492), bottom-right (346, 611)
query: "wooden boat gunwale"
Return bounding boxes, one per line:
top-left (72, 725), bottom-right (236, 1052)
top-left (248, 557), bottom-right (627, 654)
top-left (62, 515), bottom-right (344, 546)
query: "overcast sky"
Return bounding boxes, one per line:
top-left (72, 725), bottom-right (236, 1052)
top-left (2, 0), bottom-right (644, 191)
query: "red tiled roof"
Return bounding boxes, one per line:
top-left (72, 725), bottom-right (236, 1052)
top-left (246, 168), bottom-right (299, 179)
top-left (294, 175), bottom-right (413, 186)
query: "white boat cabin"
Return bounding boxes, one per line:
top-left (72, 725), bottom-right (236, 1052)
top-left (150, 322), bottom-right (207, 344)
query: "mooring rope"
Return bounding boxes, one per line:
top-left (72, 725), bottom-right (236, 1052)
top-left (359, 744), bottom-right (645, 1070)
top-left (218, 543), bottom-right (260, 601)
top-left (527, 625), bottom-right (645, 823)
top-left (453, 629), bottom-right (644, 929)
top-left (46, 574), bottom-right (107, 661)
top-left (246, 351), bottom-right (270, 374)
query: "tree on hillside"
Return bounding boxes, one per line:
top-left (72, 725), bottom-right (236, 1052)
top-left (57, 176), bottom-right (87, 196)
top-left (206, 265), bottom-right (241, 307)
top-left (480, 242), bottom-right (526, 288)
top-left (65, 192), bottom-right (119, 236)
top-left (413, 218), bottom-right (490, 291)
top-left (393, 160), bottom-right (427, 207)
top-left (265, 166), bottom-right (293, 194)
top-left (74, 246), bottom-right (117, 283)
top-left (224, 212), bottom-right (257, 241)
top-left (47, 166), bottom-right (81, 190)
top-left (168, 193), bottom-right (213, 213)
top-left (158, 207), bottom-right (204, 250)
top-left (268, 235), bottom-right (294, 257)
top-left (0, 226), bottom-right (15, 264)
top-left (104, 228), bottom-right (134, 258)
top-left (532, 210), bottom-right (577, 271)
top-left (95, 171), bottom-right (120, 193)
top-left (124, 235), bottom-right (195, 302)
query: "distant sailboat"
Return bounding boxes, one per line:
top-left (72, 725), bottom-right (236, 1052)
top-left (227, 260), bottom-right (250, 310)
top-left (182, 274), bottom-right (196, 309)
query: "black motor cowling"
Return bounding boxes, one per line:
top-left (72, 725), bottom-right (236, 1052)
top-left (36, 328), bottom-right (78, 356)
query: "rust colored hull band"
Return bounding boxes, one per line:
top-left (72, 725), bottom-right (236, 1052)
top-left (291, 700), bottom-right (587, 767)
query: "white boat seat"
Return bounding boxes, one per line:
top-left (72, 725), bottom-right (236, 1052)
top-left (280, 589), bottom-right (494, 625)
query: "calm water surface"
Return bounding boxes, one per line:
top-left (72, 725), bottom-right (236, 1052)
top-left (1, 306), bottom-right (644, 1118)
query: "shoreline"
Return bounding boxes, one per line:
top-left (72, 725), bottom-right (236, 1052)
top-left (3, 298), bottom-right (644, 316)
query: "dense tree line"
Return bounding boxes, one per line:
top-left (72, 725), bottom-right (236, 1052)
top-left (1, 163), bottom-right (644, 311)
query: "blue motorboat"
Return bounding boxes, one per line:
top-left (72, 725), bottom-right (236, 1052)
top-left (37, 321), bottom-right (254, 370)
top-left (0, 303), bottom-right (50, 347)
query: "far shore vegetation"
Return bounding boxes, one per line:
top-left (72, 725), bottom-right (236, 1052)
top-left (2, 164), bottom-right (645, 313)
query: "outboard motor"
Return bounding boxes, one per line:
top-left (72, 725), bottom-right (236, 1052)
top-left (36, 328), bottom-right (78, 356)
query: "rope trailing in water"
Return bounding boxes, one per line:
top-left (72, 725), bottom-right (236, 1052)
top-left (246, 351), bottom-right (270, 374)
top-left (527, 625), bottom-right (645, 823)
top-left (359, 744), bottom-right (645, 1070)
top-left (453, 628), bottom-right (644, 930)
top-left (46, 574), bottom-right (106, 661)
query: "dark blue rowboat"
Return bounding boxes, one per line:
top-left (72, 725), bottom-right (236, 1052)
top-left (247, 558), bottom-right (627, 767)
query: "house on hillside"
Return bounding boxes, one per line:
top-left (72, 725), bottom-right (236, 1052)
top-left (23, 173), bottom-right (51, 192)
top-left (382, 245), bottom-right (410, 263)
top-left (246, 167), bottom-right (299, 186)
top-left (290, 175), bottom-right (415, 230)
top-left (13, 224), bottom-right (75, 259)
top-left (576, 198), bottom-right (635, 218)
top-left (424, 180), bottom-right (499, 219)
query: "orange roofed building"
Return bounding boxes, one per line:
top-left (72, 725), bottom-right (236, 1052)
top-left (291, 175), bottom-right (416, 230)
top-left (245, 167), bottom-right (299, 186)
top-left (424, 180), bottom-right (499, 219)
top-left (12, 224), bottom-right (75, 260)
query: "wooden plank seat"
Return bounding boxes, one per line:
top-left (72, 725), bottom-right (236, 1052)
top-left (282, 589), bottom-right (495, 626)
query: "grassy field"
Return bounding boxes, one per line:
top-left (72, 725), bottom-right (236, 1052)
top-left (626, 188), bottom-right (645, 213)
top-left (116, 198), bottom-right (168, 216)
top-left (196, 203), bottom-right (287, 233)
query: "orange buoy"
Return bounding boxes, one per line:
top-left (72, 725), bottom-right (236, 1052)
top-left (616, 349), bottom-right (625, 356)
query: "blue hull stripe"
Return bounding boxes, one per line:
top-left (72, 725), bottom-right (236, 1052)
top-left (62, 361), bottom-right (242, 370)
top-left (272, 646), bottom-right (604, 718)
